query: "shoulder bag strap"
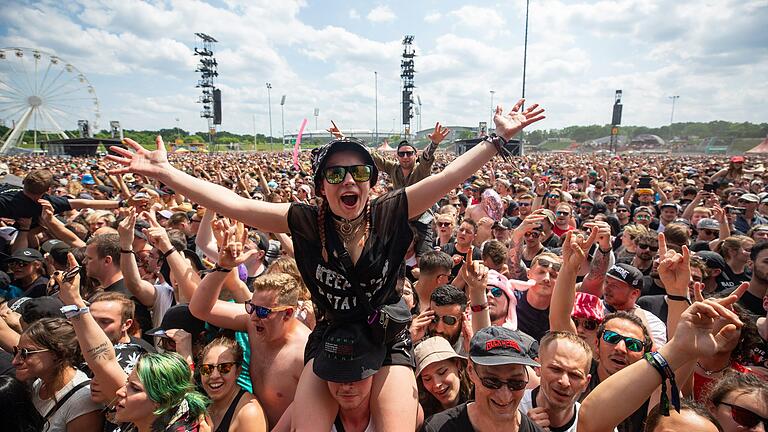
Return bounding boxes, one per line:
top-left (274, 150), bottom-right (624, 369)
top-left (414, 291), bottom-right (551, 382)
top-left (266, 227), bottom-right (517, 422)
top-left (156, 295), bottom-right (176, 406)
top-left (44, 379), bottom-right (91, 421)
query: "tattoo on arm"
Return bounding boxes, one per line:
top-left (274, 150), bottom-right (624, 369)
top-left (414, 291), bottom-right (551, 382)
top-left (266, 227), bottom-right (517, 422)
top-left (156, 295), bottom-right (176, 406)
top-left (584, 249), bottom-right (610, 283)
top-left (507, 238), bottom-right (524, 280)
top-left (87, 341), bottom-right (114, 362)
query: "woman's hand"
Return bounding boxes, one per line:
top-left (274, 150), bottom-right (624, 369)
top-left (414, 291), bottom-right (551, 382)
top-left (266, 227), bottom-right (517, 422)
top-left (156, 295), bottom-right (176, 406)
top-left (106, 135), bottom-right (173, 178)
top-left (428, 122), bottom-right (450, 145)
top-left (493, 99), bottom-right (546, 141)
top-left (327, 120), bottom-right (345, 139)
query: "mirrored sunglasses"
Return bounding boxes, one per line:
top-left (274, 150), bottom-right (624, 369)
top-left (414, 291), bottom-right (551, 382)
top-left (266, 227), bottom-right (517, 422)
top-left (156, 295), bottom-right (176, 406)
top-left (323, 165), bottom-right (372, 184)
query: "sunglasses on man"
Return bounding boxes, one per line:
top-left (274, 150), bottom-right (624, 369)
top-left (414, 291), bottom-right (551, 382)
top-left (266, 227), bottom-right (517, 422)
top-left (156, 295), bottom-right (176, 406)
top-left (323, 165), bottom-right (373, 184)
top-left (474, 365), bottom-right (528, 391)
top-left (397, 150), bottom-right (415, 157)
top-left (636, 243), bottom-right (659, 252)
top-left (601, 330), bottom-right (645, 352)
top-left (244, 301), bottom-right (293, 319)
top-left (431, 313), bottom-right (459, 326)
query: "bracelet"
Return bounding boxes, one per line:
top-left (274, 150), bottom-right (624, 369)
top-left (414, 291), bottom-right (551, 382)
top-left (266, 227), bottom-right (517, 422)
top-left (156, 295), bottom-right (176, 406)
top-left (214, 265), bottom-right (232, 273)
top-left (118, 199), bottom-right (125, 208)
top-left (482, 134), bottom-right (514, 162)
top-left (644, 351), bottom-right (681, 416)
top-left (471, 302), bottom-right (489, 312)
top-left (160, 248), bottom-right (176, 260)
top-left (666, 294), bottom-right (692, 305)
top-left (598, 246), bottom-right (612, 254)
top-left (120, 249), bottom-right (135, 255)
top-left (60, 305), bottom-right (90, 319)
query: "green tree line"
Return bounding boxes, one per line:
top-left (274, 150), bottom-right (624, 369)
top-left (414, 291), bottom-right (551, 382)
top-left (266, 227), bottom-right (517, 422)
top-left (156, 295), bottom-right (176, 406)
top-left (2, 120), bottom-right (766, 149)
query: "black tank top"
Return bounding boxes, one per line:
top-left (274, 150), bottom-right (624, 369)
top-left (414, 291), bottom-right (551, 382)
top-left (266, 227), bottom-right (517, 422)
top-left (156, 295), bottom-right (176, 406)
top-left (214, 389), bottom-right (247, 432)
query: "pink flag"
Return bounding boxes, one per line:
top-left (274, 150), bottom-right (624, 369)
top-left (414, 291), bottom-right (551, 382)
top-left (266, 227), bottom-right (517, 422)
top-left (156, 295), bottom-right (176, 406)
top-left (293, 118), bottom-right (308, 170)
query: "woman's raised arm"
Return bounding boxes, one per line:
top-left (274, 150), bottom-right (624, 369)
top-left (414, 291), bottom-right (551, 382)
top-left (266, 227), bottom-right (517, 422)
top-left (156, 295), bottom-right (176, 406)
top-left (405, 100), bottom-right (544, 219)
top-left (107, 136), bottom-right (290, 233)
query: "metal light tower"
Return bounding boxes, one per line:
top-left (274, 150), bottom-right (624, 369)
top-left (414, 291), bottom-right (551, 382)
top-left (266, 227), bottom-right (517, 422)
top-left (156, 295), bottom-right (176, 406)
top-left (194, 33), bottom-right (219, 150)
top-left (266, 82), bottom-right (273, 151)
top-left (417, 95), bottom-right (422, 134)
top-left (489, 90), bottom-right (495, 133)
top-left (610, 90), bottom-right (623, 154)
top-left (401, 35), bottom-right (416, 138)
top-left (668, 95), bottom-right (679, 141)
top-left (280, 95), bottom-right (286, 148)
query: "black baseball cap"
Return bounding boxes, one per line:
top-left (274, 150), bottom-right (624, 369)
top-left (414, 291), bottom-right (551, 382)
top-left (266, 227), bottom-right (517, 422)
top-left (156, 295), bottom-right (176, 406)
top-left (696, 251), bottom-right (728, 272)
top-left (469, 326), bottom-right (540, 368)
top-left (313, 322), bottom-right (386, 383)
top-left (147, 304), bottom-right (205, 338)
top-left (16, 296), bottom-right (65, 324)
top-left (7, 248), bottom-right (44, 263)
top-left (606, 263), bottom-right (643, 289)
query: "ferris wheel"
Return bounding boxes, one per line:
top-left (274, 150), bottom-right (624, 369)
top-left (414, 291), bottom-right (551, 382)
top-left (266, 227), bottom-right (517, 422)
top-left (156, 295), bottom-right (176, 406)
top-left (0, 47), bottom-right (101, 153)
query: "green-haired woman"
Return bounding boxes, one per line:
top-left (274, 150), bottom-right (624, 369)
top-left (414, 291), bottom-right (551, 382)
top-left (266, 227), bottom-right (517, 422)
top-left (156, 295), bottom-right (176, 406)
top-left (114, 352), bottom-right (209, 432)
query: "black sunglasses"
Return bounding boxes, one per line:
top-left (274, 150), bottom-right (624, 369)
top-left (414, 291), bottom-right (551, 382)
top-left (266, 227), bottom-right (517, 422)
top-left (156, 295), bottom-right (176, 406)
top-left (200, 362), bottom-right (238, 376)
top-left (475, 367), bottom-right (528, 391)
top-left (719, 402), bottom-right (767, 429)
top-left (397, 150), bottom-right (415, 157)
top-left (572, 317), bottom-right (600, 331)
top-left (432, 314), bottom-right (459, 326)
top-left (437, 222), bottom-right (452, 228)
top-left (636, 243), bottom-right (659, 252)
top-left (601, 330), bottom-right (645, 352)
top-left (323, 165), bottom-right (373, 184)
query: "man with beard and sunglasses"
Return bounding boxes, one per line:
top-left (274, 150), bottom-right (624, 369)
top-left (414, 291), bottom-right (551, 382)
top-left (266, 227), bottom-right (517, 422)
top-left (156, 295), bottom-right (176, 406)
top-left (371, 125), bottom-right (450, 257)
top-left (422, 326), bottom-right (544, 432)
top-left (425, 284), bottom-right (469, 355)
top-left (628, 232), bottom-right (658, 275)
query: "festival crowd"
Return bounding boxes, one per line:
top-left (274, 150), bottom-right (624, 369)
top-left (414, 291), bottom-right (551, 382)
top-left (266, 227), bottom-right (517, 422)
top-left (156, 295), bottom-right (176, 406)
top-left (0, 101), bottom-right (766, 432)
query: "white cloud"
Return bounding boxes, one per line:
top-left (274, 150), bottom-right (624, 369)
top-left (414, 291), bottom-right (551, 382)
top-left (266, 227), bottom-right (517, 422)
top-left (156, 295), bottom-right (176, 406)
top-left (366, 5), bottom-right (396, 23)
top-left (349, 9), bottom-right (360, 19)
top-left (449, 6), bottom-right (505, 30)
top-left (424, 12), bottom-right (442, 23)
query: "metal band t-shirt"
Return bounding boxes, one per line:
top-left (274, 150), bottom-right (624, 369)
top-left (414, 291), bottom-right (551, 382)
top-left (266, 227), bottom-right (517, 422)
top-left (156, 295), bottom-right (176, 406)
top-left (288, 189), bottom-right (413, 322)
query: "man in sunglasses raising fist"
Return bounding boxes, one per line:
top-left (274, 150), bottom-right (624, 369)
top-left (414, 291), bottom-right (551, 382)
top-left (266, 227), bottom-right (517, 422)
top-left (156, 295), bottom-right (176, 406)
top-left (371, 123), bottom-right (450, 257)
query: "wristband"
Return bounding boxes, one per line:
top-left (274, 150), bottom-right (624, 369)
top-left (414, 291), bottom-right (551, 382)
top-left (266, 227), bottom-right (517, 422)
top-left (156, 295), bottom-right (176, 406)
top-left (471, 302), bottom-right (489, 312)
top-left (120, 249), bottom-right (135, 255)
top-left (118, 199), bottom-right (125, 208)
top-left (598, 246), bottom-right (612, 254)
top-left (61, 305), bottom-right (90, 319)
top-left (666, 294), bottom-right (692, 305)
top-left (644, 351), bottom-right (681, 416)
top-left (214, 265), bottom-right (232, 273)
top-left (160, 248), bottom-right (175, 260)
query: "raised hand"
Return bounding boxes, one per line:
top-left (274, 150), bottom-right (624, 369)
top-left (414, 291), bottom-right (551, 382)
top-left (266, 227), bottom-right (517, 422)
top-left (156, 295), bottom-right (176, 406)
top-left (428, 122), bottom-right (450, 145)
top-left (327, 120), bottom-right (345, 139)
top-left (141, 210), bottom-right (173, 253)
top-left (218, 225), bottom-right (259, 269)
top-left (117, 208), bottom-right (136, 247)
top-left (38, 199), bottom-right (54, 225)
top-left (409, 309), bottom-right (434, 343)
top-left (561, 227), bottom-right (598, 270)
top-left (583, 221), bottom-right (611, 251)
top-left (106, 135), bottom-right (172, 178)
top-left (57, 252), bottom-right (83, 306)
top-left (671, 299), bottom-right (743, 359)
top-left (493, 99), bottom-right (546, 140)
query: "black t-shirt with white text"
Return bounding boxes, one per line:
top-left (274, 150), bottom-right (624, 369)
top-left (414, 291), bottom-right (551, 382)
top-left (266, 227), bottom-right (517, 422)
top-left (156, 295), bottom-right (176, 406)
top-left (441, 242), bottom-right (482, 279)
top-left (288, 189), bottom-right (413, 322)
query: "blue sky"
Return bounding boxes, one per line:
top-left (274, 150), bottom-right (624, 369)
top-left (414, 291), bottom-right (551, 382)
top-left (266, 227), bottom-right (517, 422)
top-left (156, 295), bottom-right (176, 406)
top-left (1, 0), bottom-right (766, 137)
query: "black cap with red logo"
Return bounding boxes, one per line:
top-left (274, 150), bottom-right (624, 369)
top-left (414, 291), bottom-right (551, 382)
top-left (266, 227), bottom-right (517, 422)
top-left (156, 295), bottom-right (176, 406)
top-left (469, 326), bottom-right (540, 367)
